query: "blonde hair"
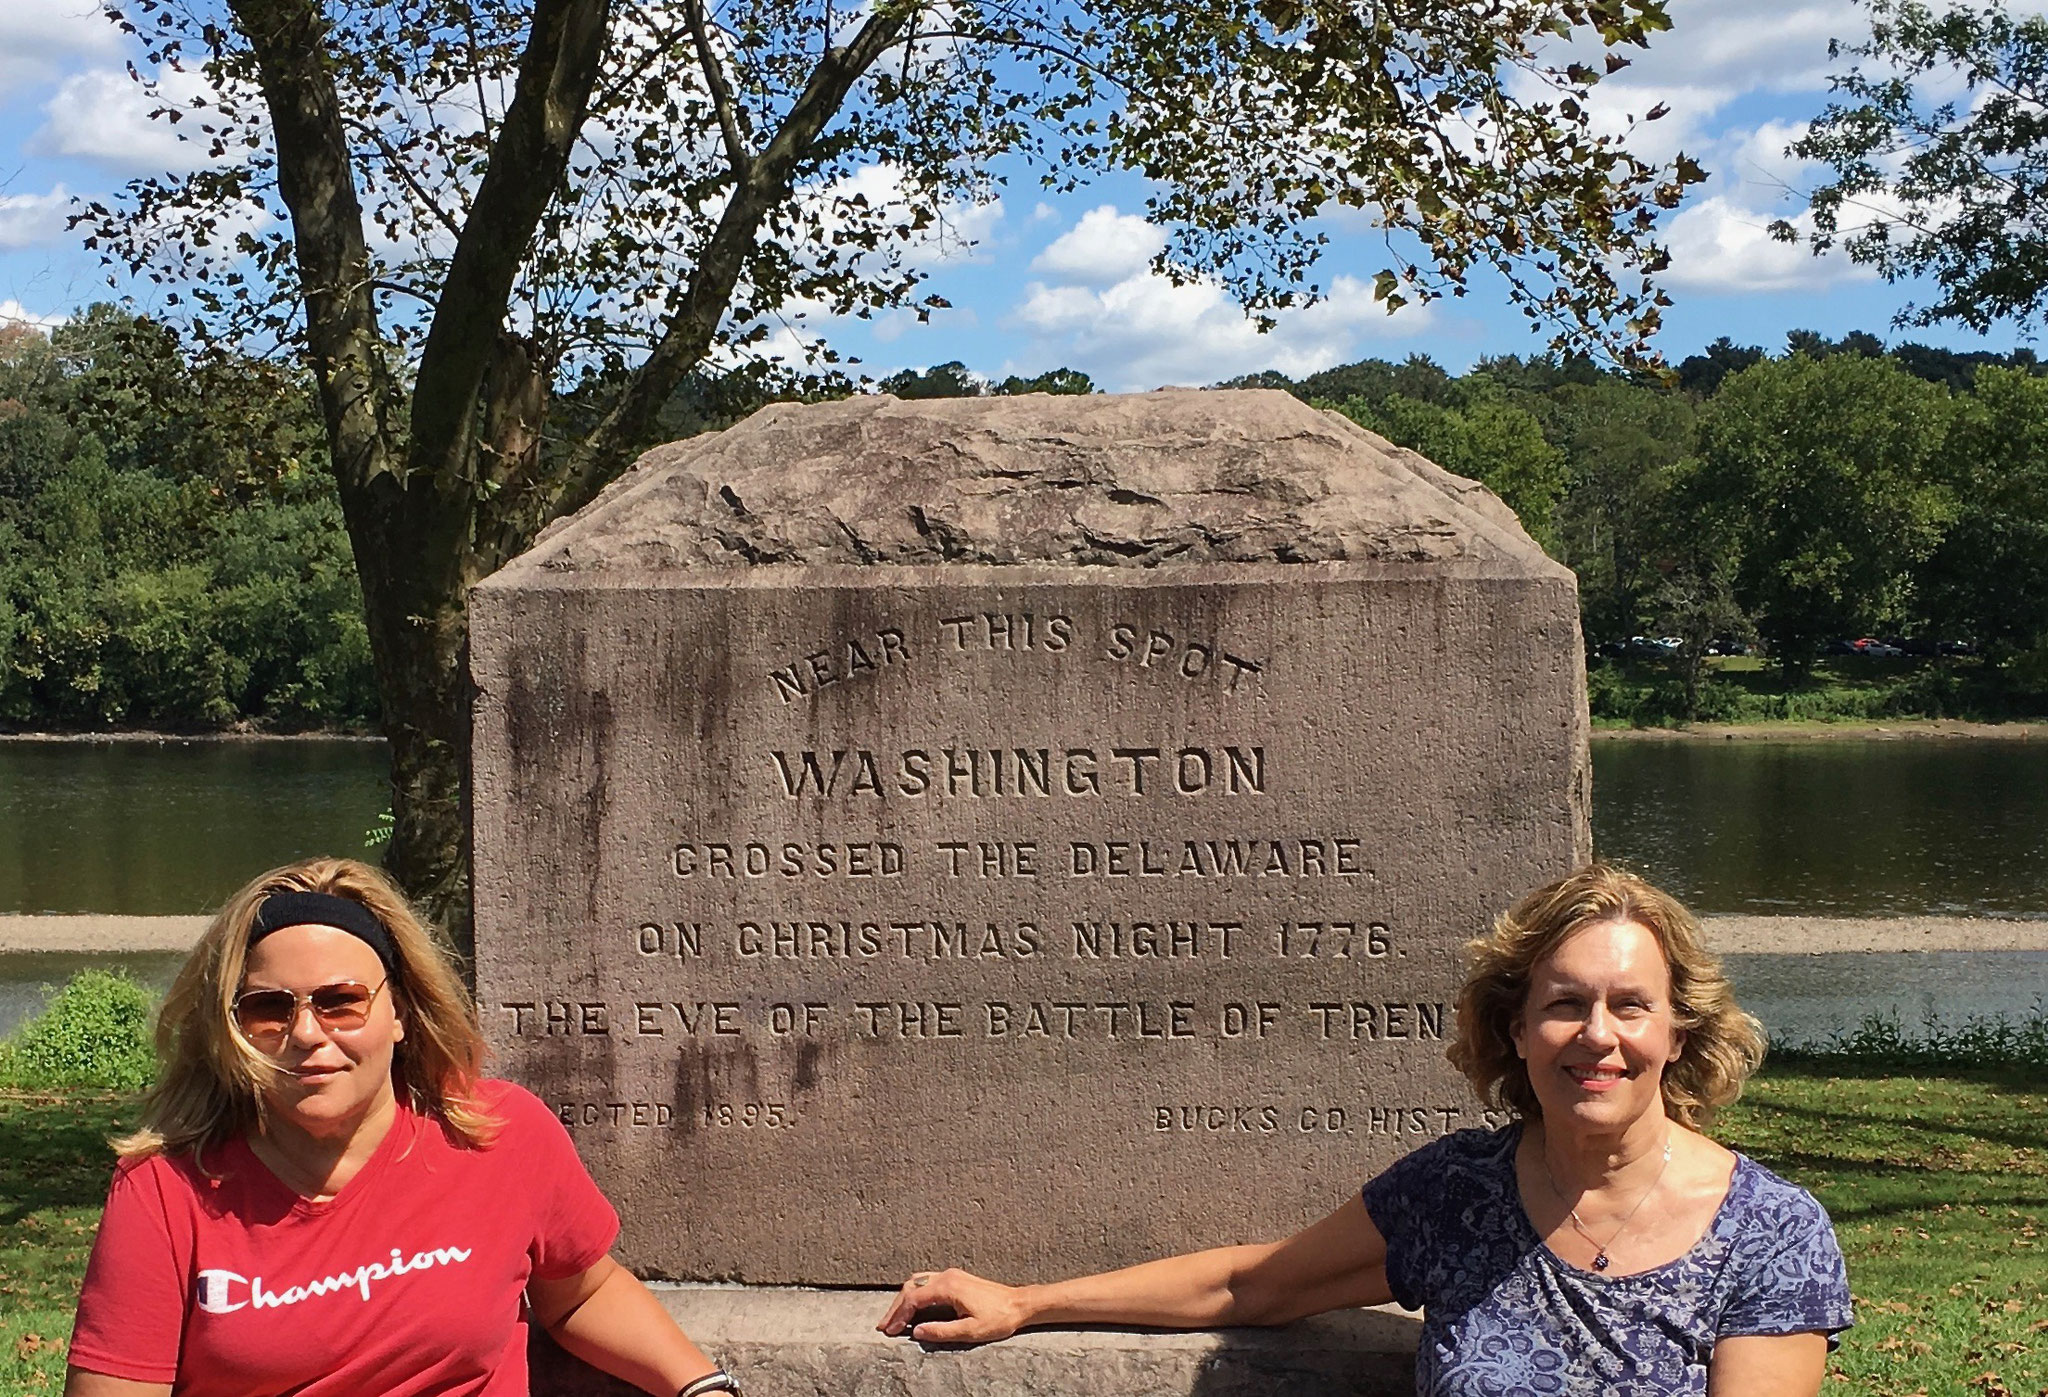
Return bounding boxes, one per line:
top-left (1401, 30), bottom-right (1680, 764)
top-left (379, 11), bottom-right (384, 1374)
top-left (118, 857), bottom-right (498, 1160)
top-left (1447, 863), bottom-right (1765, 1129)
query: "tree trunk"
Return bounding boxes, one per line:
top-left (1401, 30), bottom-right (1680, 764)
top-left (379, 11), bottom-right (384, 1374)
top-left (371, 590), bottom-right (477, 966)
top-left (230, 0), bottom-right (907, 963)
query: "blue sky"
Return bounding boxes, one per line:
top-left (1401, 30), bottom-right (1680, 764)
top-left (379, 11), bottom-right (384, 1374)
top-left (1, 0), bottom-right (2040, 392)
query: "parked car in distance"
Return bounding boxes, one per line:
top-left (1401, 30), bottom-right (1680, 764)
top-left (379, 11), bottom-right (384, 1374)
top-left (1852, 637), bottom-right (1904, 657)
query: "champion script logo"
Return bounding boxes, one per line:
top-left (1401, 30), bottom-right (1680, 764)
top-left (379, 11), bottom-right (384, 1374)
top-left (195, 1244), bottom-right (473, 1314)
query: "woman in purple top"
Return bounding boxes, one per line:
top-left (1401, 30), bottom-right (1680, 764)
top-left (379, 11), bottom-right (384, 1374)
top-left (879, 864), bottom-right (1852, 1395)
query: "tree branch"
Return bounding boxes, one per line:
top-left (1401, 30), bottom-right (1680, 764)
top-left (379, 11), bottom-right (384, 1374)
top-left (405, 0), bottom-right (612, 505)
top-left (686, 0), bottom-right (754, 181)
top-left (555, 1), bottom-right (920, 516)
top-left (225, 0), bottom-right (399, 496)
top-left (353, 120), bottom-right (466, 242)
top-left (371, 277), bottom-right (441, 305)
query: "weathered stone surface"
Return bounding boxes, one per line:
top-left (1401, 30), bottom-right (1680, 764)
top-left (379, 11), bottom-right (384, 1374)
top-left (529, 1287), bottom-right (1421, 1397)
top-left (524, 389), bottom-right (1538, 571)
top-left (472, 389), bottom-right (1589, 1286)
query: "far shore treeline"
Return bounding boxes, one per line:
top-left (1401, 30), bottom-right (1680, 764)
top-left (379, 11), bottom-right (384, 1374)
top-left (4, 306), bottom-right (2046, 733)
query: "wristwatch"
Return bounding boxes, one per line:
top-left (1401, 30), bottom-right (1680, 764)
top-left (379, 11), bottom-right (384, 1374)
top-left (678, 1370), bottom-right (741, 1397)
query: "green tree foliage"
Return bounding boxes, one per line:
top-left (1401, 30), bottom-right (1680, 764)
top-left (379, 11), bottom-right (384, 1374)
top-left (1244, 336), bottom-right (2048, 719)
top-left (1690, 354), bottom-right (1956, 675)
top-left (1295, 353), bottom-right (1456, 408)
top-left (871, 362), bottom-right (1096, 398)
top-left (1788, 0), bottom-right (2048, 332)
top-left (0, 310), bottom-right (374, 729)
top-left (1544, 379), bottom-right (1698, 647)
top-left (1673, 337), bottom-right (1764, 397)
top-left (876, 362), bottom-right (988, 399)
top-left (82, 0), bottom-right (1706, 943)
top-left (1920, 367), bottom-right (2048, 659)
top-left (995, 368), bottom-right (1097, 397)
top-left (1336, 377), bottom-right (1571, 549)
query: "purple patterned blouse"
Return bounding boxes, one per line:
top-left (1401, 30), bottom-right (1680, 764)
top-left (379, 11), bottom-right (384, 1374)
top-left (1362, 1125), bottom-right (1853, 1395)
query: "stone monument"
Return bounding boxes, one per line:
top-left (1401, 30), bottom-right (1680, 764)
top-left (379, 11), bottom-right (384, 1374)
top-left (471, 388), bottom-right (1588, 1305)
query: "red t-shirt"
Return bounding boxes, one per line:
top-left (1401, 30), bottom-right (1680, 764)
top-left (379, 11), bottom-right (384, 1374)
top-left (70, 1080), bottom-right (617, 1395)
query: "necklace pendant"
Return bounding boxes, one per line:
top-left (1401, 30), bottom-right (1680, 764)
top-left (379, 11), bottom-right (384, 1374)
top-left (1593, 1252), bottom-right (1610, 1271)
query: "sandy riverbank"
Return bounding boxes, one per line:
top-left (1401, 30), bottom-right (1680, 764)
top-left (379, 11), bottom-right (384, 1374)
top-left (1593, 719), bottom-right (2048, 742)
top-left (0, 916), bottom-right (211, 953)
top-left (3, 913), bottom-right (2043, 957)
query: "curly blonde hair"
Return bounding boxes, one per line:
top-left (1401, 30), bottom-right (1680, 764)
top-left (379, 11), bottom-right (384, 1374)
top-left (1447, 863), bottom-right (1765, 1128)
top-left (117, 857), bottom-right (497, 1160)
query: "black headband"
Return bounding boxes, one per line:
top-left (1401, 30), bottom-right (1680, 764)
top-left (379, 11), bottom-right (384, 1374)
top-left (248, 891), bottom-right (398, 976)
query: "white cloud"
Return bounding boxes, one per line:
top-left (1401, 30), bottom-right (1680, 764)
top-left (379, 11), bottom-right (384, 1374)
top-left (0, 0), bottom-right (125, 90)
top-left (0, 185), bottom-right (72, 250)
top-left (1009, 265), bottom-right (1429, 391)
top-left (1715, 120), bottom-right (1819, 203)
top-left (1640, 0), bottom-right (1856, 95)
top-left (1661, 196), bottom-right (1872, 293)
top-left (810, 163), bottom-right (1003, 266)
top-left (1029, 205), bottom-right (1164, 287)
top-left (0, 299), bottom-right (67, 332)
top-left (1547, 0), bottom-right (1861, 174)
top-left (1010, 202), bottom-right (1430, 387)
top-left (32, 64), bottom-right (224, 174)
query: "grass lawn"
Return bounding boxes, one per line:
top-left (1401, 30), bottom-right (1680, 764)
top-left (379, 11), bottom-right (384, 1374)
top-left (0, 1090), bottom-right (140, 1392)
top-left (2, 1068), bottom-right (2041, 1394)
top-left (1717, 1062), bottom-right (2047, 1396)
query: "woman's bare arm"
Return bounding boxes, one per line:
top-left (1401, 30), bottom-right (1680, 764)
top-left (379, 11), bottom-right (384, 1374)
top-left (63, 1370), bottom-right (171, 1397)
top-left (1707, 1332), bottom-right (1829, 1396)
top-left (528, 1255), bottom-right (721, 1395)
top-left (877, 1194), bottom-right (1392, 1344)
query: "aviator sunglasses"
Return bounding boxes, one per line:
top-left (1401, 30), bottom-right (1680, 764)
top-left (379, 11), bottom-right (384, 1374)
top-left (233, 978), bottom-right (389, 1044)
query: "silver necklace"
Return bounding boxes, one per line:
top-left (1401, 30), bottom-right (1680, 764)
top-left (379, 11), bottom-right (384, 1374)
top-left (1543, 1130), bottom-right (1674, 1271)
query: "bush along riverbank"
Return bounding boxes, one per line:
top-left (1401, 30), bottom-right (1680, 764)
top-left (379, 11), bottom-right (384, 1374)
top-left (1589, 655), bottom-right (2048, 729)
top-left (1, 976), bottom-right (2044, 1393)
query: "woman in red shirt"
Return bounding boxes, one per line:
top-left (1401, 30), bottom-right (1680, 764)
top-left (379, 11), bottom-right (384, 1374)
top-left (67, 857), bottom-right (738, 1397)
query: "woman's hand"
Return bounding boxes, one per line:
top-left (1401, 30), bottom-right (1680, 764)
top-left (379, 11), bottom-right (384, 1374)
top-left (878, 1195), bottom-right (1391, 1346)
top-left (877, 1268), bottom-right (1034, 1344)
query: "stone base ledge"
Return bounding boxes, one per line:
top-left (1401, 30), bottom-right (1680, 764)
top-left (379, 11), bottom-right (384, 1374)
top-left (531, 1286), bottom-right (1421, 1397)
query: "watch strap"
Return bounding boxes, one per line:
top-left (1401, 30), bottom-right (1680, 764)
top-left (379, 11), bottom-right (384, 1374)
top-left (679, 1370), bottom-right (740, 1397)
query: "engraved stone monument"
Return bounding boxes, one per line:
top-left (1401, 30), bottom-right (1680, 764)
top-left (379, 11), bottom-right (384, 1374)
top-left (471, 389), bottom-right (1589, 1289)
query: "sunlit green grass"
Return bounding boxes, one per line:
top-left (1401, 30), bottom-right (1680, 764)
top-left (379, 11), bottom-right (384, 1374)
top-left (0, 1091), bottom-right (141, 1393)
top-left (1718, 1064), bottom-right (2047, 1397)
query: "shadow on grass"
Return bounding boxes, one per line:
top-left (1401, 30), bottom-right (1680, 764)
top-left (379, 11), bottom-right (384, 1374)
top-left (1767, 1056), bottom-right (2044, 1089)
top-left (0, 1092), bottom-right (134, 1226)
top-left (1735, 1094), bottom-right (2048, 1156)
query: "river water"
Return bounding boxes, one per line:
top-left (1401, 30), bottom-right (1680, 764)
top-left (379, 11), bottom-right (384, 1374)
top-left (5, 734), bottom-right (2044, 918)
top-left (1593, 737), bottom-right (2048, 919)
top-left (0, 738), bottom-right (389, 915)
top-left (2, 734), bottom-right (2044, 1042)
